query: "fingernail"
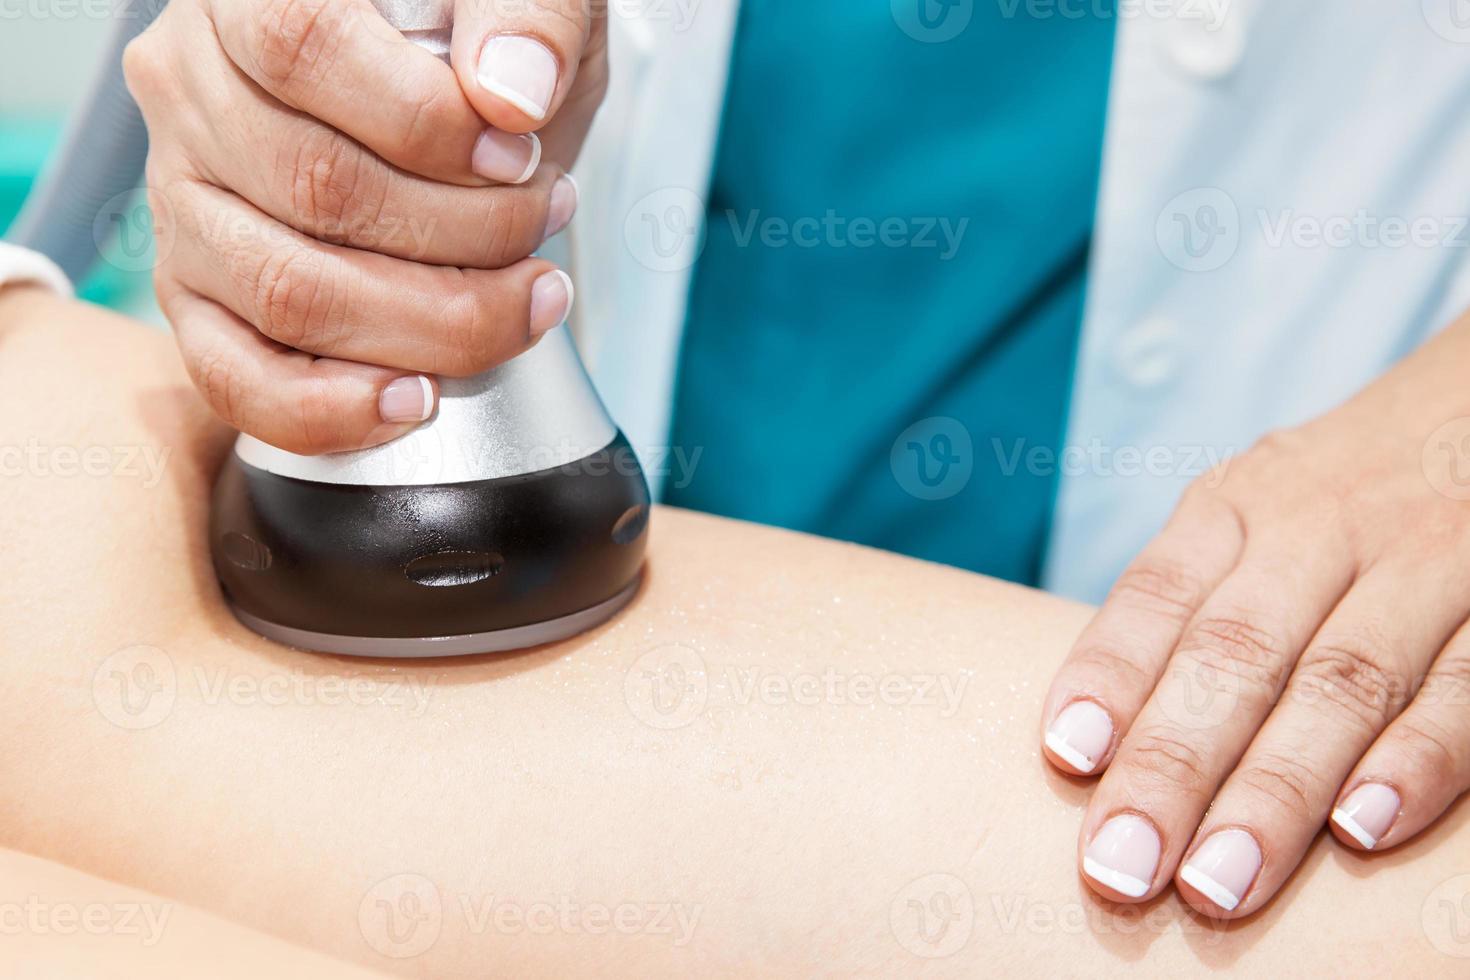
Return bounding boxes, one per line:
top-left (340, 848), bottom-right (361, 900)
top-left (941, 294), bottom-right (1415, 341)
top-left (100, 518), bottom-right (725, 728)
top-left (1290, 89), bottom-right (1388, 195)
top-left (471, 128), bottom-right (541, 184)
top-left (543, 174), bottom-right (578, 241)
top-left (1332, 782), bottom-right (1401, 849)
top-left (476, 35), bottom-right (558, 121)
top-left (1083, 814), bottom-right (1161, 898)
top-left (1045, 700), bottom-right (1114, 774)
top-left (379, 376), bottom-right (434, 423)
top-left (529, 270), bottom-right (574, 336)
top-left (1180, 829), bottom-right (1261, 912)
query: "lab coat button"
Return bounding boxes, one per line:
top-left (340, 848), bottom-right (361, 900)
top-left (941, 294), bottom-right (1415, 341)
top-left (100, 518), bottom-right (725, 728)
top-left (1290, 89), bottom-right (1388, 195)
top-left (1113, 317), bottom-right (1180, 389)
top-left (1162, 9), bottom-right (1245, 81)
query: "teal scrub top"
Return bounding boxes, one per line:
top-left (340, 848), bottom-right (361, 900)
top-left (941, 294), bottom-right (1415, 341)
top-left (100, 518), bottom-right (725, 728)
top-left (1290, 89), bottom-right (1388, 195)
top-left (664, 2), bottom-right (1117, 585)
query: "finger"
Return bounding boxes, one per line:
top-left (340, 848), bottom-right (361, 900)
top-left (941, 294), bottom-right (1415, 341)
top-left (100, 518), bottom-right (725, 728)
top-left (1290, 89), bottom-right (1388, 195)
top-left (1175, 559), bottom-right (1465, 917)
top-left (1077, 530), bottom-right (1352, 902)
top-left (1330, 613), bottom-right (1470, 853)
top-left (178, 55), bottom-right (572, 263)
top-left (1042, 487), bottom-right (1243, 776)
top-left (451, 0), bottom-right (598, 131)
top-left (204, 0), bottom-right (489, 184)
top-left (162, 180), bottom-right (573, 376)
top-left (160, 280), bottom-right (438, 455)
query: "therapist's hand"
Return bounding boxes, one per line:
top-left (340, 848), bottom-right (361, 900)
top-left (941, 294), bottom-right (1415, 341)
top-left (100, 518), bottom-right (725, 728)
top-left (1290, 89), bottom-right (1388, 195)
top-left (1040, 312), bottom-right (1470, 917)
top-left (122, 0), bottom-right (607, 454)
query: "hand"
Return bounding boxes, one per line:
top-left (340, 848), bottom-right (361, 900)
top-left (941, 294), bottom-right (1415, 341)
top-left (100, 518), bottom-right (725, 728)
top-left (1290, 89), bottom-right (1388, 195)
top-left (1040, 312), bottom-right (1470, 917)
top-left (123, 0), bottom-right (607, 453)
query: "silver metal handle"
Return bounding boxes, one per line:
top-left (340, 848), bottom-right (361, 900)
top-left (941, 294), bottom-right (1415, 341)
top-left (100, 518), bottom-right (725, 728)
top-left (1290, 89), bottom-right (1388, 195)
top-left (370, 0), bottom-right (453, 60)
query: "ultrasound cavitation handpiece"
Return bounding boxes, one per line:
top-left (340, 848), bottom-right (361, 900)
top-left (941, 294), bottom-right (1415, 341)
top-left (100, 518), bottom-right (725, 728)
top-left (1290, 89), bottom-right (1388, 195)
top-left (209, 0), bottom-right (649, 657)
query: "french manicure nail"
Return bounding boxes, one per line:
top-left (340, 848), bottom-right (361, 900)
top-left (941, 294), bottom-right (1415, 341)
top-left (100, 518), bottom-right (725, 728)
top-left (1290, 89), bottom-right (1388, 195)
top-left (529, 270), bottom-right (574, 336)
top-left (1332, 783), bottom-right (1401, 849)
top-left (379, 376), bottom-right (434, 423)
top-left (476, 35), bottom-right (558, 121)
top-left (1180, 829), bottom-right (1261, 912)
top-left (543, 174), bottom-right (578, 241)
top-left (1045, 700), bottom-right (1114, 774)
top-left (1083, 814), bottom-right (1161, 898)
top-left (471, 129), bottom-right (541, 184)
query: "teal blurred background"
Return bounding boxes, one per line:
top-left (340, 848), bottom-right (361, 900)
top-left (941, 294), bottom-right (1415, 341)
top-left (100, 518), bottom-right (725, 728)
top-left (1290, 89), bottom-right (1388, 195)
top-left (1, 14), bottom-right (159, 319)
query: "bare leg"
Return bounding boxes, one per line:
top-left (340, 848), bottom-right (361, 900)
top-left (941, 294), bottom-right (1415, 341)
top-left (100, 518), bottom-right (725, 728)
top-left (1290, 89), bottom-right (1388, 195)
top-left (2, 289), bottom-right (1468, 977)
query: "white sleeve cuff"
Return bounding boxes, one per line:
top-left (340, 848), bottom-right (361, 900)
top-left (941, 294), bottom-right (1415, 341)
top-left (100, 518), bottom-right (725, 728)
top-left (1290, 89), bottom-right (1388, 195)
top-left (0, 241), bottom-right (74, 299)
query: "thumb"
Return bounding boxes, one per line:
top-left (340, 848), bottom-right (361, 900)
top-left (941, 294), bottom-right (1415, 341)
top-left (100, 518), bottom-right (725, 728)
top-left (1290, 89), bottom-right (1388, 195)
top-left (451, 0), bottom-right (598, 132)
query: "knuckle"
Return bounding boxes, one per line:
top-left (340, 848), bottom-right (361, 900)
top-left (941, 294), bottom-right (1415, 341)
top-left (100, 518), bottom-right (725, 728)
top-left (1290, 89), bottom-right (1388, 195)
top-left (474, 194), bottom-right (543, 267)
top-left (1236, 751), bottom-right (1321, 822)
top-left (1119, 727), bottom-right (1211, 797)
top-left (121, 34), bottom-right (165, 101)
top-left (1389, 714), bottom-right (1462, 784)
top-left (1290, 642), bottom-right (1401, 731)
top-left (1069, 644), bottom-right (1153, 689)
top-left (439, 282), bottom-right (510, 375)
top-left (286, 132), bottom-right (387, 241)
top-left (254, 0), bottom-right (343, 93)
top-left (397, 85), bottom-right (463, 170)
top-left (191, 345), bottom-right (246, 430)
top-left (250, 248), bottom-right (340, 351)
top-left (287, 377), bottom-right (348, 456)
top-left (1110, 558), bottom-right (1207, 622)
top-left (1184, 614), bottom-right (1289, 692)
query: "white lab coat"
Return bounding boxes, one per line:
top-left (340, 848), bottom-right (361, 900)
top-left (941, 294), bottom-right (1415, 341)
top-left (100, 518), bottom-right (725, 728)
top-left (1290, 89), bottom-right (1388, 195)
top-left (563, 0), bottom-right (1470, 602)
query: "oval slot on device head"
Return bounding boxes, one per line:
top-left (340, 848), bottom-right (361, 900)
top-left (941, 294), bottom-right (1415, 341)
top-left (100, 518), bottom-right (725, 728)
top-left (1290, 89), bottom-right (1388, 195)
top-left (404, 551), bottom-right (505, 588)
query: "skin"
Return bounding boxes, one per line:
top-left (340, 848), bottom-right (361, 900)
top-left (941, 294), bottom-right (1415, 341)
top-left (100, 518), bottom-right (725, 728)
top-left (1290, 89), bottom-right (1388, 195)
top-left (1041, 311), bottom-right (1470, 916)
top-left (4, 290), bottom-right (1470, 976)
top-left (122, 0), bottom-right (606, 454)
top-left (0, 848), bottom-right (387, 978)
